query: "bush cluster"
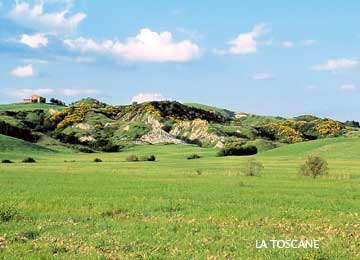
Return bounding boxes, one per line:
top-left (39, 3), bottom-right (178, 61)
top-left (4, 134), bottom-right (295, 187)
top-left (22, 157), bottom-right (36, 163)
top-left (1, 159), bottom-right (13, 163)
top-left (126, 154), bottom-right (156, 162)
top-left (0, 204), bottom-right (18, 222)
top-left (243, 158), bottom-right (264, 176)
top-left (259, 118), bottom-right (345, 143)
top-left (89, 139), bottom-right (120, 152)
top-left (217, 146), bottom-right (257, 157)
top-left (50, 98), bottom-right (66, 106)
top-left (187, 154), bottom-right (201, 160)
top-left (299, 154), bottom-right (328, 178)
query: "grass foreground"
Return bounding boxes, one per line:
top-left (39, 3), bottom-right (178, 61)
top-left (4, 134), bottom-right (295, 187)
top-left (0, 137), bottom-right (359, 259)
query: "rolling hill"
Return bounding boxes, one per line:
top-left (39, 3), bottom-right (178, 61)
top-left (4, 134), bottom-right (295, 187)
top-left (260, 137), bottom-right (360, 160)
top-left (0, 134), bottom-right (55, 159)
top-left (0, 99), bottom-right (358, 153)
top-left (0, 103), bottom-right (65, 112)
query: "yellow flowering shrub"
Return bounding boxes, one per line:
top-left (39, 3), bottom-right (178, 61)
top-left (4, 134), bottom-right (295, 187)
top-left (315, 119), bottom-right (342, 136)
top-left (265, 122), bottom-right (304, 143)
top-left (53, 103), bottom-right (93, 129)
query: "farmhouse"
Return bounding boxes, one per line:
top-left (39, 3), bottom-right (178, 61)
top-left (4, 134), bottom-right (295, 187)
top-left (23, 95), bottom-right (46, 104)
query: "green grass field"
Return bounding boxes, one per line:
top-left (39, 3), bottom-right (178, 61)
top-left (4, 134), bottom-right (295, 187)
top-left (0, 136), bottom-right (359, 259)
top-left (0, 103), bottom-right (65, 112)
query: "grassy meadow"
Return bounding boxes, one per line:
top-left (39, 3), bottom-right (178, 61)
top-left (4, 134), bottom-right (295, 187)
top-left (0, 135), bottom-right (359, 259)
top-left (0, 103), bottom-right (64, 112)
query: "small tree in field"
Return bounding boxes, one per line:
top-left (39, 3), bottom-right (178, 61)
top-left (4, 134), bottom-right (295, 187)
top-left (299, 154), bottom-right (328, 179)
top-left (243, 158), bottom-right (264, 176)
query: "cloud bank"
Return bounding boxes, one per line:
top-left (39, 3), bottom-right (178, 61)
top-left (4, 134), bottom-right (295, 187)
top-left (9, 1), bottom-right (86, 33)
top-left (64, 28), bottom-right (200, 62)
top-left (214, 23), bottom-right (269, 55)
top-left (20, 33), bottom-right (48, 48)
top-left (311, 58), bottom-right (358, 72)
top-left (11, 64), bottom-right (34, 77)
top-left (131, 93), bottom-right (168, 103)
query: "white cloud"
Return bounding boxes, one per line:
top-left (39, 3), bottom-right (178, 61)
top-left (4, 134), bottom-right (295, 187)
top-left (8, 88), bottom-right (54, 99)
top-left (9, 1), bottom-right (86, 33)
top-left (11, 64), bottom-right (34, 77)
top-left (131, 93), bottom-right (167, 103)
top-left (303, 39), bottom-right (317, 46)
top-left (311, 58), bottom-right (358, 72)
top-left (225, 23), bottom-right (269, 55)
top-left (252, 72), bottom-right (273, 80)
top-left (281, 41), bottom-right (294, 48)
top-left (340, 84), bottom-right (356, 91)
top-left (20, 33), bottom-right (48, 48)
top-left (64, 28), bottom-right (200, 62)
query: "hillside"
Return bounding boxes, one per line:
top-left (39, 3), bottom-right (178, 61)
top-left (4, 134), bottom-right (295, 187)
top-left (184, 103), bottom-right (235, 119)
top-left (0, 134), bottom-right (55, 159)
top-left (260, 137), bottom-right (360, 159)
top-left (0, 103), bottom-right (65, 112)
top-left (0, 99), bottom-right (358, 153)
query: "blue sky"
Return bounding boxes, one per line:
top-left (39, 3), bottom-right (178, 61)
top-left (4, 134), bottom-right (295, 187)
top-left (0, 0), bottom-right (359, 120)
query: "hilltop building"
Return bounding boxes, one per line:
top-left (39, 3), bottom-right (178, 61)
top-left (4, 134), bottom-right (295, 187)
top-left (23, 95), bottom-right (46, 104)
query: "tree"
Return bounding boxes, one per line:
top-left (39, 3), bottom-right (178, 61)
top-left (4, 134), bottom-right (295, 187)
top-left (344, 120), bottom-right (360, 128)
top-left (299, 154), bottom-right (328, 178)
top-left (50, 98), bottom-right (66, 106)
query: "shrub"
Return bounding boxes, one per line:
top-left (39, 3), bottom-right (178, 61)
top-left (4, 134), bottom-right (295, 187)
top-left (50, 98), bottom-right (66, 106)
top-left (217, 146), bottom-right (258, 157)
top-left (243, 158), bottom-right (264, 176)
top-left (0, 204), bottom-right (18, 222)
top-left (15, 230), bottom-right (40, 242)
top-left (76, 147), bottom-right (94, 153)
top-left (93, 158), bottom-right (102, 163)
top-left (299, 154), bottom-right (328, 178)
top-left (89, 139), bottom-right (120, 152)
top-left (139, 155), bottom-right (156, 161)
top-left (1, 159), bottom-right (13, 164)
top-left (139, 155), bottom-right (148, 161)
top-left (196, 169), bottom-right (202, 175)
top-left (22, 157), bottom-right (36, 163)
top-left (126, 154), bottom-right (139, 162)
top-left (147, 155), bottom-right (156, 161)
top-left (162, 121), bottom-right (174, 132)
top-left (187, 154), bottom-right (201, 160)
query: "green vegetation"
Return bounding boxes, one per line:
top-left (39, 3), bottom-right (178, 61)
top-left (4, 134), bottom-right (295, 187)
top-left (242, 158), bottom-right (264, 176)
top-left (185, 102), bottom-right (235, 119)
top-left (299, 154), bottom-right (328, 178)
top-left (0, 99), bottom-right (356, 154)
top-left (0, 100), bottom-right (359, 258)
top-left (187, 154), bottom-right (201, 160)
top-left (0, 103), bottom-right (64, 112)
top-left (0, 134), bottom-right (55, 159)
top-left (126, 154), bottom-right (139, 162)
top-left (126, 154), bottom-right (156, 162)
top-left (0, 137), bottom-right (359, 258)
top-left (21, 157), bottom-right (36, 163)
top-left (0, 203), bottom-right (18, 222)
top-left (1, 159), bottom-right (13, 164)
top-left (217, 145), bottom-right (258, 157)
